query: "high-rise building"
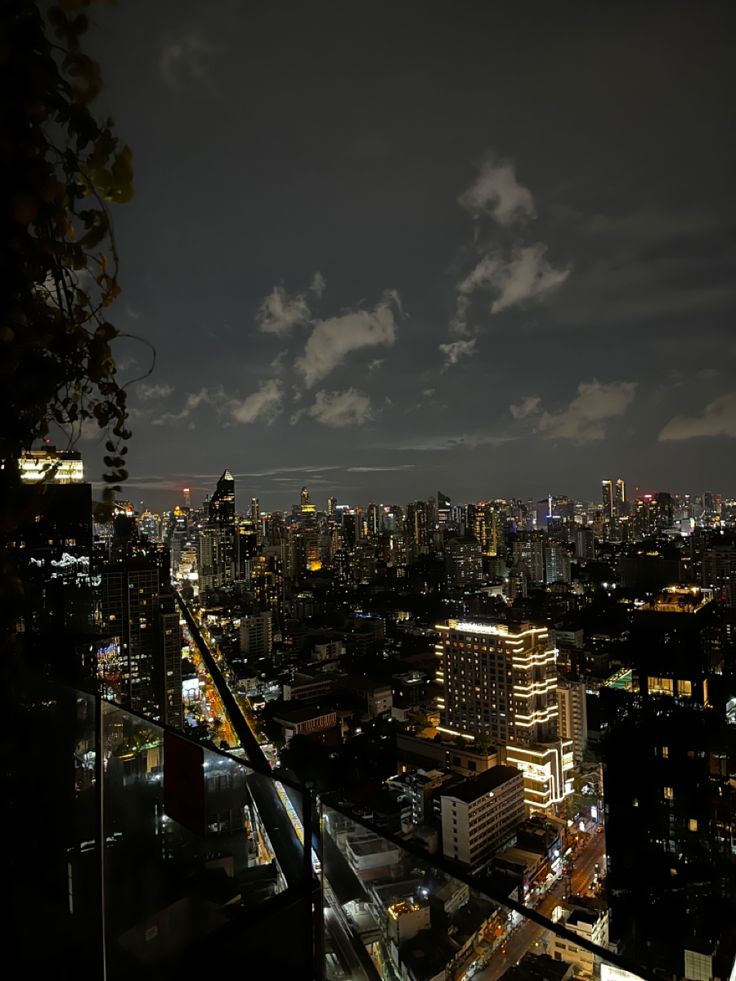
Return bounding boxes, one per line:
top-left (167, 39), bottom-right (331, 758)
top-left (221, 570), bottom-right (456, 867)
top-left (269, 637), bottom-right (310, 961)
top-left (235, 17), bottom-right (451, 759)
top-left (209, 469), bottom-right (235, 527)
top-left (327, 495), bottom-right (337, 517)
top-left (602, 585), bottom-right (735, 971)
top-left (239, 611), bottom-right (273, 660)
top-left (572, 525), bottom-right (596, 560)
top-left (10, 448), bottom-right (95, 674)
top-left (602, 478), bottom-right (626, 521)
top-left (556, 679), bottom-right (588, 765)
top-left (437, 491), bottom-right (452, 527)
top-left (632, 491), bottom-right (673, 539)
top-left (437, 619), bottom-right (571, 812)
top-left (544, 542), bottom-right (571, 584)
top-left (468, 501), bottom-right (499, 556)
top-left (366, 502), bottom-right (381, 537)
top-left (199, 470), bottom-right (236, 595)
top-left (445, 537), bottom-right (483, 586)
top-left (436, 620), bottom-right (558, 744)
top-left (250, 496), bottom-right (260, 522)
top-left (405, 501), bottom-right (429, 560)
top-left (99, 523), bottom-right (182, 728)
top-left (511, 531), bottom-right (546, 584)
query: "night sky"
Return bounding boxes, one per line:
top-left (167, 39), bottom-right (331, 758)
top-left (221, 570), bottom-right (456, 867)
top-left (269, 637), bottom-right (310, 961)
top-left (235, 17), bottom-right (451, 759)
top-left (84, 1), bottom-right (736, 511)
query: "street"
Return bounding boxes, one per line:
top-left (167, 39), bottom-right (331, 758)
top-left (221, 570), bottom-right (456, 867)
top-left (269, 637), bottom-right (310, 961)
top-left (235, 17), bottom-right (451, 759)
top-left (476, 830), bottom-right (607, 981)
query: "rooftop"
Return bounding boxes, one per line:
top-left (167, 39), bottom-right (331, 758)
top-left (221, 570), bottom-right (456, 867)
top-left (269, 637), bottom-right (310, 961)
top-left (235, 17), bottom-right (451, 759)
top-left (441, 764), bottom-right (522, 804)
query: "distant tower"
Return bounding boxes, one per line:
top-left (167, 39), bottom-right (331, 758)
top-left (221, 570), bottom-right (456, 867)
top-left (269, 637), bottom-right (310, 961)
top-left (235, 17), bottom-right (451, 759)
top-left (209, 470), bottom-right (235, 527)
top-left (327, 496), bottom-right (337, 518)
top-left (183, 486), bottom-right (191, 509)
top-left (250, 497), bottom-right (260, 522)
top-left (301, 486), bottom-right (311, 506)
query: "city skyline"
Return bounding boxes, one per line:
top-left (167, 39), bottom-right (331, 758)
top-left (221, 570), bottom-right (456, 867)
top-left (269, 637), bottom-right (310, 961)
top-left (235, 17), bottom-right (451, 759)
top-left (74, 0), bottom-right (736, 506)
top-left (120, 469), bottom-right (732, 515)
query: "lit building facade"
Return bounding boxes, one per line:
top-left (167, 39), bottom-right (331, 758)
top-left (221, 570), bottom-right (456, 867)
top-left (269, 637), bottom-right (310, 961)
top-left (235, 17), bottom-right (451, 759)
top-left (436, 620), bottom-right (559, 745)
top-left (504, 739), bottom-right (574, 812)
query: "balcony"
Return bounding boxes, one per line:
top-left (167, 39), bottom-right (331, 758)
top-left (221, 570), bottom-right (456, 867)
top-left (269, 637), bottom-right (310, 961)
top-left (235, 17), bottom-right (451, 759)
top-left (8, 681), bottom-right (317, 980)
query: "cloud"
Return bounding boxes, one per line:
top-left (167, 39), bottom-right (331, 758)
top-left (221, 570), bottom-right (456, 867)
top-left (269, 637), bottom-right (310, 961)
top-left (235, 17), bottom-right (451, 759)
top-left (347, 465), bottom-right (415, 472)
top-left (256, 286), bottom-right (311, 335)
top-left (396, 433), bottom-right (516, 452)
top-left (450, 245), bottom-right (569, 334)
top-left (137, 382), bottom-right (174, 401)
top-left (307, 389), bottom-right (373, 428)
top-left (439, 338), bottom-right (477, 368)
top-left (160, 29), bottom-right (222, 88)
top-left (658, 393), bottom-right (736, 440)
top-left (152, 387), bottom-right (222, 425)
top-left (310, 271), bottom-right (326, 298)
top-left (229, 379), bottom-right (283, 424)
top-left (537, 380), bottom-right (637, 441)
top-left (295, 291), bottom-right (401, 388)
top-left (458, 154), bottom-right (535, 224)
top-left (509, 396), bottom-right (541, 420)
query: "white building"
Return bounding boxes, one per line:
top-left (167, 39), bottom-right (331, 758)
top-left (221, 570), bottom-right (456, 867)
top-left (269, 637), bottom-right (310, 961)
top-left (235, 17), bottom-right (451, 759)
top-left (440, 764), bottom-right (524, 869)
top-left (239, 611), bottom-right (273, 658)
top-left (551, 903), bottom-right (610, 976)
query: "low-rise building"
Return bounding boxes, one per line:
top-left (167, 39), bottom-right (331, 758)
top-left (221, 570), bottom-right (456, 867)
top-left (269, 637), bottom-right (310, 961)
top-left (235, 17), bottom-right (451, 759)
top-left (345, 831), bottom-right (402, 881)
top-left (340, 675), bottom-right (393, 717)
top-left (397, 731), bottom-right (499, 778)
top-left (272, 705), bottom-right (338, 744)
top-left (551, 900), bottom-right (610, 976)
top-left (283, 671), bottom-right (335, 702)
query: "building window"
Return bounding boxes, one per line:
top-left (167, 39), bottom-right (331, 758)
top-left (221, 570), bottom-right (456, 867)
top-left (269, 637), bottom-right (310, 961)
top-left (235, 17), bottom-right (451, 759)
top-left (678, 679), bottom-right (693, 698)
top-left (661, 746), bottom-right (669, 759)
top-left (648, 676), bottom-right (674, 696)
top-left (688, 818), bottom-right (698, 832)
top-left (664, 786), bottom-right (674, 801)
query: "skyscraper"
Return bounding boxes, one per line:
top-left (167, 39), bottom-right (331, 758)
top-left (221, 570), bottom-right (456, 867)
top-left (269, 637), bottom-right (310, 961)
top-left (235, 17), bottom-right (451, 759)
top-left (198, 470), bottom-right (236, 595)
top-left (99, 521), bottom-right (182, 728)
top-left (437, 619), bottom-right (571, 811)
top-left (602, 478), bottom-right (625, 522)
top-left (209, 469), bottom-right (235, 526)
top-left (602, 586), bottom-right (734, 972)
top-left (11, 448), bottom-right (95, 676)
top-left (437, 620), bottom-right (558, 744)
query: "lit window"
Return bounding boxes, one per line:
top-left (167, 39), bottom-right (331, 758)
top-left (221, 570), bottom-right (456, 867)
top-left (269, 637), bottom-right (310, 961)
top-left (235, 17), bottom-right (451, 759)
top-left (632, 798), bottom-right (639, 808)
top-left (661, 746), bottom-right (669, 759)
top-left (678, 680), bottom-right (693, 698)
top-left (648, 676), bottom-right (674, 696)
top-left (688, 818), bottom-right (698, 832)
top-left (664, 786), bottom-right (674, 801)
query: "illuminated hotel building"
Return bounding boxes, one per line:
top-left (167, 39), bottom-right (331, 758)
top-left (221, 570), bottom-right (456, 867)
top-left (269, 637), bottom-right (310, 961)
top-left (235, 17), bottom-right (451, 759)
top-left (436, 621), bottom-right (558, 744)
top-left (436, 620), bottom-right (572, 811)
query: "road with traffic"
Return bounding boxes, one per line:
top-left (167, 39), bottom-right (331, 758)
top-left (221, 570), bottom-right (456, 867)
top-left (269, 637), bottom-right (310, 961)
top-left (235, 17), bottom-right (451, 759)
top-left (176, 592), bottom-right (375, 979)
top-left (476, 830), bottom-right (608, 981)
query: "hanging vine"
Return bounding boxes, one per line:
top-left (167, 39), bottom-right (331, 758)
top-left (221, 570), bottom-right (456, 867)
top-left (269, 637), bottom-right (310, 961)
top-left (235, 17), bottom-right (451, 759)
top-left (2, 0), bottom-right (134, 522)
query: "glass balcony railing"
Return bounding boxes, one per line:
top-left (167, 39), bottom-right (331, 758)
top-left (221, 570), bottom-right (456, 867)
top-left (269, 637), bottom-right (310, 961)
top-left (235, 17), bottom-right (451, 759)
top-left (319, 800), bottom-right (650, 981)
top-left (19, 682), bottom-right (317, 980)
top-left (12, 679), bottom-right (728, 981)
